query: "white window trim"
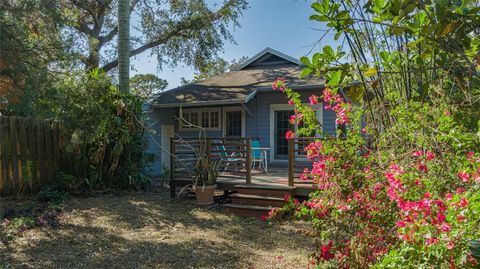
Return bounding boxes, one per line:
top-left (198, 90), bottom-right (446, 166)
top-left (222, 106), bottom-right (246, 137)
top-left (178, 107), bottom-right (221, 131)
top-left (269, 103), bottom-right (323, 162)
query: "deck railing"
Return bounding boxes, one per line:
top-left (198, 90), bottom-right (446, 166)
top-left (169, 137), bottom-right (252, 197)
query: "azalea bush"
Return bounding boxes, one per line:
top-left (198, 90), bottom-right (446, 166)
top-left (270, 79), bottom-right (479, 268)
top-left (266, 0), bottom-right (479, 267)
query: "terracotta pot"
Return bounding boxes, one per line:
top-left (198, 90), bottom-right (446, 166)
top-left (193, 185), bottom-right (216, 206)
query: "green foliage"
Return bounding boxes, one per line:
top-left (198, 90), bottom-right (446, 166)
top-left (8, 216), bottom-right (36, 230)
top-left (0, 0), bottom-right (69, 112)
top-left (194, 158), bottom-right (221, 187)
top-left (54, 0), bottom-right (248, 72)
top-left (273, 0), bottom-right (480, 267)
top-left (14, 69), bottom-right (152, 191)
top-left (130, 74), bottom-right (168, 99)
top-left (38, 185), bottom-right (69, 204)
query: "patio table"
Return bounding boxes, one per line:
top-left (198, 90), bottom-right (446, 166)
top-left (252, 147), bottom-right (270, 173)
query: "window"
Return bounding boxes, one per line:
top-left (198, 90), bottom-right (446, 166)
top-left (225, 111), bottom-right (242, 137)
top-left (179, 108), bottom-right (220, 131)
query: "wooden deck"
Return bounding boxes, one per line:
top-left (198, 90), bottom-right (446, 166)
top-left (173, 165), bottom-right (316, 196)
top-left (169, 137), bottom-right (319, 197)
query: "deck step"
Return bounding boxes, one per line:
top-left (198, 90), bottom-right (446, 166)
top-left (234, 184), bottom-right (294, 197)
top-left (230, 193), bottom-right (286, 207)
top-left (223, 203), bottom-right (276, 218)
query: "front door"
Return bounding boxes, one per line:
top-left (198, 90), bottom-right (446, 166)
top-left (274, 110), bottom-right (293, 159)
top-left (160, 125), bottom-right (175, 170)
top-left (225, 110), bottom-right (243, 137)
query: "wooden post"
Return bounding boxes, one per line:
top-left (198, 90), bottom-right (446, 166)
top-left (0, 117), bottom-right (9, 193)
top-left (245, 137), bottom-right (252, 184)
top-left (10, 117), bottom-right (19, 193)
top-left (169, 138), bottom-right (176, 198)
top-left (288, 138), bottom-right (294, 187)
top-left (206, 138), bottom-right (212, 162)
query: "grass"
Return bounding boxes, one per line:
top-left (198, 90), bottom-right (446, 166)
top-left (0, 191), bottom-right (315, 268)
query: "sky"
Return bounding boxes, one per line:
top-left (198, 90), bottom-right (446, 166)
top-left (130, 0), bottom-right (339, 89)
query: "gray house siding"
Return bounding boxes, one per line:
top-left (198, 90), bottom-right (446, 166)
top-left (145, 107), bottom-right (176, 176)
top-left (243, 89), bottom-right (337, 149)
top-left (147, 89), bottom-right (338, 176)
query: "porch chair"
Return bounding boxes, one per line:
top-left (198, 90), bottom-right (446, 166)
top-left (251, 140), bottom-right (265, 172)
top-left (215, 140), bottom-right (242, 171)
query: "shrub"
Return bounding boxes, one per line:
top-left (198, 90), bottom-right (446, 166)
top-left (269, 78), bottom-right (479, 268)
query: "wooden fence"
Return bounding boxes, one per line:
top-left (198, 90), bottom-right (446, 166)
top-left (0, 116), bottom-right (66, 196)
top-left (169, 137), bottom-right (252, 197)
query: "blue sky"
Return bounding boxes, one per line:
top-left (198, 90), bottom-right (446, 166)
top-left (131, 0), bottom-right (339, 89)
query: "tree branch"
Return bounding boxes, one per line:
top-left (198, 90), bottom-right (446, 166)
top-left (98, 0), bottom-right (140, 46)
top-left (101, 5), bottom-right (222, 72)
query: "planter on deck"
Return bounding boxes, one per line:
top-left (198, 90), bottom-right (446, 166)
top-left (193, 185), bottom-right (216, 206)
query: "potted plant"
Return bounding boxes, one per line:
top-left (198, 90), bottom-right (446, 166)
top-left (192, 157), bottom-right (221, 206)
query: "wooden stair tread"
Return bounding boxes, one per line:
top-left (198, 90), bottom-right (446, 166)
top-left (223, 203), bottom-right (276, 211)
top-left (234, 184), bottom-right (295, 190)
top-left (230, 193), bottom-right (285, 201)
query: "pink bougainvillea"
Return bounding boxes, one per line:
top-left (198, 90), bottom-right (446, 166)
top-left (267, 77), bottom-right (479, 268)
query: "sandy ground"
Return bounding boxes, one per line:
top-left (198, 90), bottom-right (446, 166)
top-left (0, 191), bottom-right (315, 269)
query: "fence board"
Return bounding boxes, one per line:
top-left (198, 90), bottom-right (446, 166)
top-left (1, 117), bottom-right (9, 192)
top-left (10, 117), bottom-right (19, 192)
top-left (0, 116), bottom-right (70, 196)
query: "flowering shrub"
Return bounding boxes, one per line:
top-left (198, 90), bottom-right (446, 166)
top-left (268, 79), bottom-right (480, 268)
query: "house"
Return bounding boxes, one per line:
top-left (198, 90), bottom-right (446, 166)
top-left (147, 47), bottom-right (338, 177)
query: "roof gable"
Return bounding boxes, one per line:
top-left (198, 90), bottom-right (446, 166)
top-left (236, 47), bottom-right (302, 70)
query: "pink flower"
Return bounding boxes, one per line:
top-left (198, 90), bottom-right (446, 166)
top-left (467, 151), bottom-right (474, 161)
top-left (396, 220), bottom-right (406, 228)
top-left (447, 241), bottom-right (455, 250)
top-left (275, 255), bottom-right (284, 261)
top-left (440, 223), bottom-right (452, 233)
top-left (458, 171), bottom-right (470, 182)
top-left (426, 151), bottom-right (435, 161)
top-left (289, 114), bottom-right (296, 125)
top-left (437, 213), bottom-right (446, 224)
top-left (288, 99), bottom-right (294, 105)
top-left (456, 188), bottom-right (466, 194)
top-left (284, 193), bottom-right (291, 201)
top-left (445, 193), bottom-right (453, 201)
top-left (361, 128), bottom-right (366, 134)
top-left (309, 94), bottom-right (319, 105)
top-left (308, 94), bottom-right (318, 105)
top-left (425, 237), bottom-right (439, 245)
top-left (261, 215), bottom-right (267, 221)
top-left (459, 197), bottom-right (468, 208)
top-left (417, 165), bottom-right (430, 175)
top-left (324, 105), bottom-right (331, 110)
top-left (445, 110), bottom-right (451, 116)
top-left (285, 130), bottom-right (295, 140)
top-left (320, 241), bottom-right (334, 261)
top-left (418, 161), bottom-right (428, 172)
top-left (413, 151), bottom-right (423, 157)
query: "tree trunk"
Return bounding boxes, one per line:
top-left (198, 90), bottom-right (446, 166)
top-left (118, 0), bottom-right (130, 93)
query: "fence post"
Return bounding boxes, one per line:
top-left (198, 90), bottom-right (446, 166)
top-left (169, 138), bottom-right (176, 198)
top-left (245, 137), bottom-right (252, 184)
top-left (0, 117), bottom-right (9, 193)
top-left (10, 117), bottom-right (19, 193)
top-left (288, 138), bottom-right (294, 187)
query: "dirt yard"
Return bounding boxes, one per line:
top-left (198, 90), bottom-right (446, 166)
top-left (0, 191), bottom-right (315, 269)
